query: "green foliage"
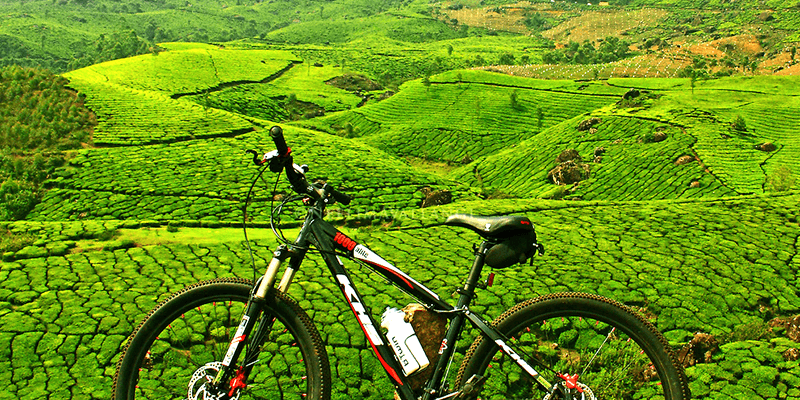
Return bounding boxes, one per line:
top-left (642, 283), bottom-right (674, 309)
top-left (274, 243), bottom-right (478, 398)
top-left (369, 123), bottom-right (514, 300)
top-left (0, 180), bottom-right (38, 221)
top-left (523, 13), bottom-right (553, 32)
top-left (0, 66), bottom-right (94, 220)
top-left (0, 228), bottom-right (34, 254)
top-left (67, 31), bottom-right (156, 72)
top-left (767, 166), bottom-right (796, 192)
top-left (542, 37), bottom-right (631, 65)
top-left (305, 70), bottom-right (625, 164)
top-left (0, 66), bottom-right (92, 150)
top-left (731, 115), bottom-right (747, 132)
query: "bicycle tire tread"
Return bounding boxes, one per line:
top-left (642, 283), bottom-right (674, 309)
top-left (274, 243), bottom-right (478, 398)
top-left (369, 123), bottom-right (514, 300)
top-left (455, 292), bottom-right (691, 400)
top-left (112, 277), bottom-right (331, 400)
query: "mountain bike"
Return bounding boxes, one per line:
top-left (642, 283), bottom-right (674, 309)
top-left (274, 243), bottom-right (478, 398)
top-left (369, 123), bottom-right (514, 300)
top-left (112, 126), bottom-right (690, 400)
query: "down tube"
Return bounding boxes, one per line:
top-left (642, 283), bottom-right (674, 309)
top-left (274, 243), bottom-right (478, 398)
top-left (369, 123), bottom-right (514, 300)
top-left (310, 220), bottom-right (418, 400)
top-left (316, 220), bottom-right (451, 311)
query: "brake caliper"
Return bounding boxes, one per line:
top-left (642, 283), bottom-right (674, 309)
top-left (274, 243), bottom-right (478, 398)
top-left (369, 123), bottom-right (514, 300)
top-left (557, 373), bottom-right (583, 392)
top-left (228, 366), bottom-right (247, 397)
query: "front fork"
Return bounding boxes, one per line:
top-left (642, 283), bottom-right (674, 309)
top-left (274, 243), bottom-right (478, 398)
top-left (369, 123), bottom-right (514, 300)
top-left (209, 245), bottom-right (303, 397)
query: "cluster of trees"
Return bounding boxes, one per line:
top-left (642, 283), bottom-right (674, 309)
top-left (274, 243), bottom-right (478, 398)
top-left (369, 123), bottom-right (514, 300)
top-left (0, 66), bottom-right (94, 220)
top-left (542, 37), bottom-right (631, 65)
top-left (67, 30), bottom-right (159, 71)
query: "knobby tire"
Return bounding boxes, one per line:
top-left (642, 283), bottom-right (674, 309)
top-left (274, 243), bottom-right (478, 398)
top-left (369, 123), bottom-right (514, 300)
top-left (455, 292), bottom-right (690, 400)
top-left (113, 277), bottom-right (331, 400)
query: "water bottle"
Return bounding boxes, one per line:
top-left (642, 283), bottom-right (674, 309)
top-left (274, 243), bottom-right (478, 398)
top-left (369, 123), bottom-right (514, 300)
top-left (381, 307), bottom-right (430, 376)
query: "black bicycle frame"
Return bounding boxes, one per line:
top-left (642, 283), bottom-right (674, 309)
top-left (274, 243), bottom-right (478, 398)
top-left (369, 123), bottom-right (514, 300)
top-left (225, 198), bottom-right (553, 400)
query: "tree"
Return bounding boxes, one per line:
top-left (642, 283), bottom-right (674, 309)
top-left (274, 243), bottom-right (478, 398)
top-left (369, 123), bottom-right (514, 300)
top-left (679, 66), bottom-right (708, 94)
top-left (446, 44), bottom-right (453, 56)
top-left (0, 179), bottom-right (38, 220)
top-left (498, 52), bottom-right (515, 65)
top-left (731, 115), bottom-right (747, 132)
top-left (510, 90), bottom-right (522, 111)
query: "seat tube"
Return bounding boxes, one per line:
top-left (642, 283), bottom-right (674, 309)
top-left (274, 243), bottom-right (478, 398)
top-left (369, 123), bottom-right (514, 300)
top-left (421, 241), bottom-right (491, 400)
top-left (457, 240), bottom-right (490, 308)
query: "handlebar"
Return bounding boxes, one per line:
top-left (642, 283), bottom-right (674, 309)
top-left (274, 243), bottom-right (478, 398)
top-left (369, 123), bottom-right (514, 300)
top-left (254, 126), bottom-right (352, 206)
top-left (269, 126), bottom-right (291, 157)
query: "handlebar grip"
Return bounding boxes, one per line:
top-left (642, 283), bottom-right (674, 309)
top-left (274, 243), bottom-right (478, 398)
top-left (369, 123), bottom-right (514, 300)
top-left (330, 187), bottom-right (352, 206)
top-left (270, 126), bottom-right (290, 156)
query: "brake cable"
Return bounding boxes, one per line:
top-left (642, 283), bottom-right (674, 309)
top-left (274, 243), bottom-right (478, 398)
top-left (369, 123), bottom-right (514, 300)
top-left (243, 163), bottom-right (271, 284)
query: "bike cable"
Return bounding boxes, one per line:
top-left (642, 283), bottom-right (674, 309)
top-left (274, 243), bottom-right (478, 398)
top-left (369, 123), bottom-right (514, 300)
top-left (243, 163), bottom-right (271, 284)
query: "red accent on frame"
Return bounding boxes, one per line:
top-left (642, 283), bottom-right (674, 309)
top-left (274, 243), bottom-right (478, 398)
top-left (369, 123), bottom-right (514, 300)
top-left (557, 373), bottom-right (583, 392)
top-left (363, 259), bottom-right (413, 290)
top-left (342, 286), bottom-right (404, 386)
top-left (228, 367), bottom-right (248, 397)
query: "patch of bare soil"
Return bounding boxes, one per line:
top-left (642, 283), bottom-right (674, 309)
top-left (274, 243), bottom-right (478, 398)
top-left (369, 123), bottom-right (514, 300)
top-left (678, 333), bottom-right (719, 367)
top-left (326, 73), bottom-right (381, 92)
top-left (690, 34), bottom-right (764, 57)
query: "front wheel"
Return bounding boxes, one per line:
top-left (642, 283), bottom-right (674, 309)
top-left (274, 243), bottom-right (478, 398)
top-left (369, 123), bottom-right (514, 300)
top-left (455, 292), bottom-right (690, 400)
top-left (113, 277), bottom-right (331, 400)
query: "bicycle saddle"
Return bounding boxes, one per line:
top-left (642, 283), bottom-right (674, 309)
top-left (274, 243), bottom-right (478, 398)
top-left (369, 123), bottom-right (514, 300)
top-left (445, 214), bottom-right (533, 238)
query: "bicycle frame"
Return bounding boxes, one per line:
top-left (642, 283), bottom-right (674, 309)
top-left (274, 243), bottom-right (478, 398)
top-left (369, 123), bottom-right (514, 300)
top-left (209, 193), bottom-right (556, 400)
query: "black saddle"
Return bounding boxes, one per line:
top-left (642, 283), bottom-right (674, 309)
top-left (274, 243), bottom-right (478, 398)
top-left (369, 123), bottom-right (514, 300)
top-left (445, 214), bottom-right (533, 238)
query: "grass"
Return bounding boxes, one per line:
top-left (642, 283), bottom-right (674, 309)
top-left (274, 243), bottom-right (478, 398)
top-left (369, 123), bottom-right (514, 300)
top-left (3, 194), bottom-right (799, 399)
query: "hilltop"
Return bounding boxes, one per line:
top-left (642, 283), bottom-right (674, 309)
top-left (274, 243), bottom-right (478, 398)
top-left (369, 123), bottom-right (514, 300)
top-left (3, 0), bottom-right (800, 79)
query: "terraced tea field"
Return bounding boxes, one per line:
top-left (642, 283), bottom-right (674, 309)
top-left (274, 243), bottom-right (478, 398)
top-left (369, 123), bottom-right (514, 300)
top-left (2, 44), bottom-right (800, 400)
top-left (541, 8), bottom-right (669, 43)
top-left (3, 195), bottom-right (799, 399)
top-left (487, 54), bottom-right (692, 79)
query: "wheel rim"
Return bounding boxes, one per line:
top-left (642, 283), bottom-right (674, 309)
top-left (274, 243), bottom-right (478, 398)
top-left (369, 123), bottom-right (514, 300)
top-left (479, 315), bottom-right (671, 400)
top-left (131, 296), bottom-right (312, 400)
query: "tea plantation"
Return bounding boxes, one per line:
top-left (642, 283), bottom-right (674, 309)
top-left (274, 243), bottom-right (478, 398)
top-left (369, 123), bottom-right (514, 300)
top-left (2, 28), bottom-right (800, 400)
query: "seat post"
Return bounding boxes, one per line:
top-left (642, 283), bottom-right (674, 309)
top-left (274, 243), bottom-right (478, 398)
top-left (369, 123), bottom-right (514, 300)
top-left (456, 240), bottom-right (491, 308)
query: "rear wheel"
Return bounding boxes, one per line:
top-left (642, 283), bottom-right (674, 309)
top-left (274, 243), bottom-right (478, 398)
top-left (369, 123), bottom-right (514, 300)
top-left (113, 277), bottom-right (330, 400)
top-left (456, 292), bottom-right (690, 400)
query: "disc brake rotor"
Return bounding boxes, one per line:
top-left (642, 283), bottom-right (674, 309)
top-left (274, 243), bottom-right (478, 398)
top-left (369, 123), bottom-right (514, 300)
top-left (188, 362), bottom-right (241, 400)
top-left (542, 382), bottom-right (596, 400)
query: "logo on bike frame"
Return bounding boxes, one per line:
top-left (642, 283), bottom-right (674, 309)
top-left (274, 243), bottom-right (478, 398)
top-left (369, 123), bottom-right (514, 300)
top-left (222, 315), bottom-right (250, 366)
top-left (335, 274), bottom-right (383, 345)
top-left (334, 232), bottom-right (357, 251)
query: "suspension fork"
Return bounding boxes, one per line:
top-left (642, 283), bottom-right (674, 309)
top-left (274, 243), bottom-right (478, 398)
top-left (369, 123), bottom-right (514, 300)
top-left (210, 244), bottom-right (309, 395)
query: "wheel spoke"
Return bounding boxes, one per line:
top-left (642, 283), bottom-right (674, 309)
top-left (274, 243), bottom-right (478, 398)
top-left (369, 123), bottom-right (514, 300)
top-left (113, 279), bottom-right (329, 400)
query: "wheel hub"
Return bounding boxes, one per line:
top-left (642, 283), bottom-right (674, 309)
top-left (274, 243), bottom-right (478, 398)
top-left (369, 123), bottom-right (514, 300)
top-left (188, 362), bottom-right (241, 400)
top-left (542, 376), bottom-right (596, 400)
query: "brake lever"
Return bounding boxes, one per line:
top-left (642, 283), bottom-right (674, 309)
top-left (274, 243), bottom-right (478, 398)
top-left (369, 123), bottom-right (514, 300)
top-left (245, 149), bottom-right (263, 166)
top-left (245, 149), bottom-right (281, 168)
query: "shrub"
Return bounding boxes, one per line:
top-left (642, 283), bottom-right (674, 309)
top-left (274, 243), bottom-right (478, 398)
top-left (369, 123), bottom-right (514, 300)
top-left (0, 229), bottom-right (35, 254)
top-left (0, 180), bottom-right (38, 220)
top-left (731, 115), bottom-right (747, 132)
top-left (767, 166), bottom-right (796, 192)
